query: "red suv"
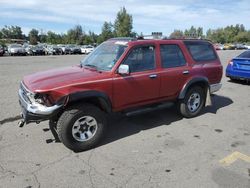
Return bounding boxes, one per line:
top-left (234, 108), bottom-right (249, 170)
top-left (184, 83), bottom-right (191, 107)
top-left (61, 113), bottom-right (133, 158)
top-left (18, 38), bottom-right (223, 151)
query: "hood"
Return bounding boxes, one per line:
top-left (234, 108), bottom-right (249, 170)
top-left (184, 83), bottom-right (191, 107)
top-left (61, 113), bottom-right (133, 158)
top-left (23, 66), bottom-right (107, 92)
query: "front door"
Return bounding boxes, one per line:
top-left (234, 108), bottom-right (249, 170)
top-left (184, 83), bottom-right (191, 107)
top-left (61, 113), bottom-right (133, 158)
top-left (113, 45), bottom-right (160, 110)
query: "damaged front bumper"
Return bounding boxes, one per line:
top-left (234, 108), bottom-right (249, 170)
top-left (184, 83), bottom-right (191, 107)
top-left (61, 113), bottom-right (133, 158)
top-left (18, 82), bottom-right (62, 126)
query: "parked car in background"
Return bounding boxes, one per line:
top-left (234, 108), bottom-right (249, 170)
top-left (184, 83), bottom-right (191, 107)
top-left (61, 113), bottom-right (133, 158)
top-left (80, 45), bottom-right (94, 54)
top-left (8, 44), bottom-right (26, 56)
top-left (45, 46), bottom-right (63, 55)
top-left (26, 46), bottom-right (45, 56)
top-left (0, 45), bottom-right (4, 56)
top-left (58, 45), bottom-right (71, 55)
top-left (226, 50), bottom-right (250, 82)
top-left (223, 44), bottom-right (236, 50)
top-left (214, 43), bottom-right (224, 50)
top-left (235, 44), bottom-right (247, 50)
top-left (67, 45), bottom-right (81, 54)
top-left (244, 44), bottom-right (250, 49)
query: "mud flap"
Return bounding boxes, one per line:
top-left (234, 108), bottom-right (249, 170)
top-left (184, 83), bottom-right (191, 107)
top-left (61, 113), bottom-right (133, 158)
top-left (205, 88), bottom-right (212, 106)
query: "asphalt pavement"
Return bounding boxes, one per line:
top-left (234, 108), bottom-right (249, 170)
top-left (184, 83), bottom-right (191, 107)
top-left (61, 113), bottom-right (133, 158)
top-left (0, 51), bottom-right (249, 188)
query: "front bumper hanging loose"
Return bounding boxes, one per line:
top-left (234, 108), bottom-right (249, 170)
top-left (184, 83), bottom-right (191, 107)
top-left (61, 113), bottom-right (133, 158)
top-left (18, 82), bottom-right (62, 126)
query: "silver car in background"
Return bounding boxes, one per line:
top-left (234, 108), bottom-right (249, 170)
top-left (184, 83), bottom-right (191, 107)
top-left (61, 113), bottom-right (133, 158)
top-left (8, 44), bottom-right (26, 56)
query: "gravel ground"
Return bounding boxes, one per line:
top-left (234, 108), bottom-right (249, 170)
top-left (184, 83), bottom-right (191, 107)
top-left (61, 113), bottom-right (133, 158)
top-left (0, 51), bottom-right (249, 188)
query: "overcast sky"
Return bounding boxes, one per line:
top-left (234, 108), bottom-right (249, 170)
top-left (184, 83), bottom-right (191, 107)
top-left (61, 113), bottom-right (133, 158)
top-left (1, 0), bottom-right (249, 35)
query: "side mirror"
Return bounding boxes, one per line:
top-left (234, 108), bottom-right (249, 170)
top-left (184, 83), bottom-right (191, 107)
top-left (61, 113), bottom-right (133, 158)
top-left (118, 64), bottom-right (130, 75)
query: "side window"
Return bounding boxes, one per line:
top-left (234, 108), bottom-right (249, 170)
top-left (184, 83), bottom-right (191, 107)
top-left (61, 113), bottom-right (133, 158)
top-left (122, 45), bottom-right (155, 72)
top-left (160, 44), bottom-right (186, 68)
top-left (184, 41), bottom-right (217, 62)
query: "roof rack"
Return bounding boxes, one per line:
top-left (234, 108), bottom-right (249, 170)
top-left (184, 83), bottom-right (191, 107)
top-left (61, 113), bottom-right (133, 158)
top-left (108, 37), bottom-right (136, 41)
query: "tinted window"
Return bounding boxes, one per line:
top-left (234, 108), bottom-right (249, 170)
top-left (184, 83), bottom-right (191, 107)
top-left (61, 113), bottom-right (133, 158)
top-left (238, 50), bottom-right (250, 58)
top-left (184, 41), bottom-right (217, 62)
top-left (122, 46), bottom-right (155, 72)
top-left (160, 44), bottom-right (186, 68)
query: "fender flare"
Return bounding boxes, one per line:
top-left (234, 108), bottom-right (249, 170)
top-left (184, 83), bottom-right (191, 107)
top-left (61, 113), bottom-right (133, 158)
top-left (61, 90), bottom-right (112, 113)
top-left (178, 77), bottom-right (209, 99)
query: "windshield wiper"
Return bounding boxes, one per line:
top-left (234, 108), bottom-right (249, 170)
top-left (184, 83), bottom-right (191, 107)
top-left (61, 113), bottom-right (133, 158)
top-left (84, 64), bottom-right (98, 69)
top-left (83, 64), bottom-right (102, 72)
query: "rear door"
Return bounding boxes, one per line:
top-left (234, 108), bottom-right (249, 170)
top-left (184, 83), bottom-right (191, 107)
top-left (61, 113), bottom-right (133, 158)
top-left (159, 43), bottom-right (190, 98)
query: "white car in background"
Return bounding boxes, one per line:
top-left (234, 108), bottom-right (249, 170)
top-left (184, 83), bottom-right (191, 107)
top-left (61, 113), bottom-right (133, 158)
top-left (244, 44), bottom-right (250, 49)
top-left (81, 45), bottom-right (94, 54)
top-left (8, 44), bottom-right (26, 56)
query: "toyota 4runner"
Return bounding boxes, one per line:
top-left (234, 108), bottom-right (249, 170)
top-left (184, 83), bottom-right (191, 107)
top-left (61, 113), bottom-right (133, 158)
top-left (18, 38), bottom-right (223, 151)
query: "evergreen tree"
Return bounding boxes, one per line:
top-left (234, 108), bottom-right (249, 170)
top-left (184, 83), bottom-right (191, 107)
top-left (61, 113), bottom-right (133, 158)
top-left (29, 29), bottom-right (39, 45)
top-left (114, 7), bottom-right (133, 37)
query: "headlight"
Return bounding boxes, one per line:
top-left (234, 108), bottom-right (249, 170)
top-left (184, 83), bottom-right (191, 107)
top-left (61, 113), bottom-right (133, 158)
top-left (26, 93), bottom-right (45, 104)
top-left (34, 93), bottom-right (46, 104)
top-left (26, 93), bottom-right (36, 103)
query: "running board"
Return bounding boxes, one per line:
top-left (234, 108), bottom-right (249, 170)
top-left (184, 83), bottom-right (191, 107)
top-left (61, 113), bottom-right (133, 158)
top-left (125, 102), bottom-right (174, 117)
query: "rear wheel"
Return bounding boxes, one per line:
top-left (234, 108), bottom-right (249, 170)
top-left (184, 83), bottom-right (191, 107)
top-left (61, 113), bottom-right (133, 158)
top-left (57, 104), bottom-right (107, 152)
top-left (178, 86), bottom-right (205, 118)
top-left (229, 77), bottom-right (236, 81)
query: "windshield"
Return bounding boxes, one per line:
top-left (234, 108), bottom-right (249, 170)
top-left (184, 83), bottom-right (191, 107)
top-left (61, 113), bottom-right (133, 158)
top-left (81, 41), bottom-right (127, 71)
top-left (10, 44), bottom-right (22, 48)
top-left (238, 50), bottom-right (250, 58)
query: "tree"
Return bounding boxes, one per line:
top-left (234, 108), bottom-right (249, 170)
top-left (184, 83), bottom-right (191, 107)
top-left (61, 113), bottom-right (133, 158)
top-left (197, 27), bottom-right (203, 38)
top-left (46, 31), bottom-right (63, 44)
top-left (66, 25), bottom-right (83, 44)
top-left (29, 29), bottom-right (39, 45)
top-left (206, 28), bottom-right (226, 43)
top-left (82, 31), bottom-right (97, 44)
top-left (114, 7), bottom-right (133, 37)
top-left (169, 30), bottom-right (184, 39)
top-left (98, 21), bottom-right (114, 43)
top-left (234, 31), bottom-right (250, 43)
top-left (1, 25), bottom-right (23, 39)
top-left (184, 26), bottom-right (202, 38)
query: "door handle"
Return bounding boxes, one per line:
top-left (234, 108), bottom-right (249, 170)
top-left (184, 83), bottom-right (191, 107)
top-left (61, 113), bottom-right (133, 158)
top-left (183, 70), bottom-right (189, 75)
top-left (149, 74), bottom-right (158, 79)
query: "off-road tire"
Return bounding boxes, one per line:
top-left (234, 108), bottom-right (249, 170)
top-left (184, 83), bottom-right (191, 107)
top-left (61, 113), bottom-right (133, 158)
top-left (57, 104), bottom-right (107, 152)
top-left (178, 86), bottom-right (205, 118)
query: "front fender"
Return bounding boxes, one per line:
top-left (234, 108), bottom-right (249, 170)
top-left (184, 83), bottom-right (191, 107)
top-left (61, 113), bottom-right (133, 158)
top-left (66, 90), bottom-right (112, 112)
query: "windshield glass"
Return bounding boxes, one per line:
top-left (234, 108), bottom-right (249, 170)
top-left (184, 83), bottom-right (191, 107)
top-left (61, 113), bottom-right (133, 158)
top-left (81, 41), bottom-right (127, 71)
top-left (238, 50), bottom-right (250, 58)
top-left (10, 44), bottom-right (22, 48)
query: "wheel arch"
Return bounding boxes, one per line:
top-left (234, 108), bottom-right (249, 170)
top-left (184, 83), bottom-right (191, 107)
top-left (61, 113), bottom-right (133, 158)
top-left (63, 91), bottom-right (112, 113)
top-left (178, 77), bottom-right (209, 99)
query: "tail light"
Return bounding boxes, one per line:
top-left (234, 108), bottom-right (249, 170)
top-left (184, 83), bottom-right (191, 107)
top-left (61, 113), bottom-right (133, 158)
top-left (228, 59), bottom-right (233, 65)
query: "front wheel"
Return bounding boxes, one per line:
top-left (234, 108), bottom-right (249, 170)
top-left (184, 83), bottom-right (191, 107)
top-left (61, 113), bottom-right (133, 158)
top-left (57, 104), bottom-right (107, 152)
top-left (178, 86), bottom-right (205, 118)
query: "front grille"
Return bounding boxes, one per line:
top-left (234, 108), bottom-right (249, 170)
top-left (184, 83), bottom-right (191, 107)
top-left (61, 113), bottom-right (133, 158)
top-left (20, 82), bottom-right (32, 104)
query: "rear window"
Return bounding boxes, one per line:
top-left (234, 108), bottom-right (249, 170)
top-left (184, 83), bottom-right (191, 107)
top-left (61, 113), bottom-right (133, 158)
top-left (184, 41), bottom-right (217, 62)
top-left (238, 50), bottom-right (250, 58)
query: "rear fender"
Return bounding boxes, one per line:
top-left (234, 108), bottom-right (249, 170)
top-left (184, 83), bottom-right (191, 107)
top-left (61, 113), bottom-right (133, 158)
top-left (178, 77), bottom-right (209, 99)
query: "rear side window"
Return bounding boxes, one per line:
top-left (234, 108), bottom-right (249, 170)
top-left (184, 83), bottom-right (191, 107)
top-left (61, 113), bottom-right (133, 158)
top-left (238, 50), bottom-right (250, 58)
top-left (160, 44), bottom-right (186, 68)
top-left (184, 41), bottom-right (217, 62)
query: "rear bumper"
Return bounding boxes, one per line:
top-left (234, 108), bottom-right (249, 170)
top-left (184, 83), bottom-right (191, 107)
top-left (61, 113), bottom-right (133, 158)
top-left (226, 66), bottom-right (250, 80)
top-left (210, 83), bottom-right (222, 94)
